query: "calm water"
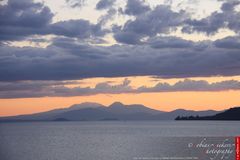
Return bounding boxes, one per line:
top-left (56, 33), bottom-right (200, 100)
top-left (0, 121), bottom-right (239, 160)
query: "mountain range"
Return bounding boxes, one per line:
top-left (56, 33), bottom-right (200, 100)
top-left (0, 102), bottom-right (222, 121)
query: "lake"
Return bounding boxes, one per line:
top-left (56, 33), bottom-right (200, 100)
top-left (0, 121), bottom-right (240, 160)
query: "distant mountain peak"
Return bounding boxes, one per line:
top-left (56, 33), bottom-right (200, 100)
top-left (172, 109), bottom-right (188, 112)
top-left (79, 102), bottom-right (103, 106)
top-left (109, 102), bottom-right (125, 108)
top-left (69, 102), bottom-right (104, 110)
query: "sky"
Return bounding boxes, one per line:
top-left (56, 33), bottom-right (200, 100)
top-left (0, 0), bottom-right (240, 116)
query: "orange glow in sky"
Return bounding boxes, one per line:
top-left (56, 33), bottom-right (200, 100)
top-left (1, 76), bottom-right (240, 116)
top-left (1, 89), bottom-right (240, 117)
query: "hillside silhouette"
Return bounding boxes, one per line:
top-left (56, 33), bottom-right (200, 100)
top-left (175, 107), bottom-right (240, 121)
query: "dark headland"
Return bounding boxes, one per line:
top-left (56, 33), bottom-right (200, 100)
top-left (175, 107), bottom-right (240, 121)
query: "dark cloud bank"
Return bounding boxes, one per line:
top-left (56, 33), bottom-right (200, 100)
top-left (0, 0), bottom-right (240, 87)
top-left (1, 35), bottom-right (240, 81)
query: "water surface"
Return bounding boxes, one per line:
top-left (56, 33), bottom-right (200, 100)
top-left (0, 121), bottom-right (239, 160)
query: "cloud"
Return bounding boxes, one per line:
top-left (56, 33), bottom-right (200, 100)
top-left (182, 12), bottom-right (225, 35)
top-left (0, 0), bottom-right (53, 41)
top-left (124, 0), bottom-right (150, 16)
top-left (51, 37), bottom-right (110, 58)
top-left (50, 20), bottom-right (107, 38)
top-left (65, 0), bottom-right (85, 8)
top-left (1, 36), bottom-right (240, 81)
top-left (0, 80), bottom-right (80, 98)
top-left (98, 8), bottom-right (117, 25)
top-left (0, 80), bottom-right (78, 92)
top-left (214, 36), bottom-right (240, 49)
top-left (96, 0), bottom-right (119, 27)
top-left (137, 79), bottom-right (240, 92)
top-left (1, 79), bottom-right (240, 98)
top-left (221, 0), bottom-right (240, 12)
top-left (94, 78), bottom-right (132, 93)
top-left (114, 31), bottom-right (142, 44)
top-left (1, 0), bottom-right (240, 44)
top-left (147, 36), bottom-right (194, 49)
top-left (0, 78), bottom-right (133, 98)
top-left (1, 0), bottom-right (239, 44)
top-left (96, 0), bottom-right (115, 10)
top-left (182, 0), bottom-right (240, 34)
top-left (0, 0), bottom-right (107, 41)
top-left (0, 0), bottom-right (240, 83)
top-left (114, 5), bottom-right (187, 44)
